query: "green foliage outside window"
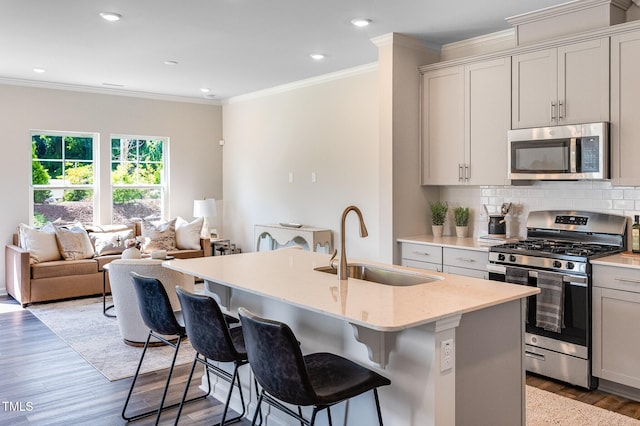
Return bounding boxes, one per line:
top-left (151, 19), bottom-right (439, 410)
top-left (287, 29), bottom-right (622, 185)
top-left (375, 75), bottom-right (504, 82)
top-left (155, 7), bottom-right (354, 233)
top-left (111, 138), bottom-right (163, 204)
top-left (31, 142), bottom-right (51, 203)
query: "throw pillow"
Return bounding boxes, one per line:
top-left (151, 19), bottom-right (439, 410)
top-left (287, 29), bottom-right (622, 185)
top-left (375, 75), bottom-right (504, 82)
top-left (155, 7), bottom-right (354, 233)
top-left (18, 222), bottom-right (62, 264)
top-left (89, 227), bottom-right (135, 256)
top-left (54, 226), bottom-right (95, 260)
top-left (175, 217), bottom-right (204, 250)
top-left (141, 218), bottom-right (177, 253)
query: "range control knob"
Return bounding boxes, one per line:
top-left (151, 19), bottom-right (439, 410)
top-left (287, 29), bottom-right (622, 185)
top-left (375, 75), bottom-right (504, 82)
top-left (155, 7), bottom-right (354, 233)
top-left (509, 255), bottom-right (517, 262)
top-left (498, 254), bottom-right (505, 261)
top-left (553, 260), bottom-right (562, 269)
top-left (566, 262), bottom-right (575, 270)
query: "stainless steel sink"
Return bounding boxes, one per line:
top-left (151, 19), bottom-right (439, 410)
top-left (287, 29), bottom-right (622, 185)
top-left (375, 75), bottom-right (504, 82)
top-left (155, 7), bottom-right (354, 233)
top-left (314, 264), bottom-right (442, 286)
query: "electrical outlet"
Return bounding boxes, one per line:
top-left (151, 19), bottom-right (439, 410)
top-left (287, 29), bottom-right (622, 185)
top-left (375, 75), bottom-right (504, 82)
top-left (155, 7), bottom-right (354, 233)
top-left (441, 339), bottom-right (454, 372)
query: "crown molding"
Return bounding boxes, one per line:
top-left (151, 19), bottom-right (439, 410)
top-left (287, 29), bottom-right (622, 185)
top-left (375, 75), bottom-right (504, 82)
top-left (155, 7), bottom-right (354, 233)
top-left (507, 0), bottom-right (633, 26)
top-left (371, 32), bottom-right (431, 50)
top-left (224, 62), bottom-right (378, 105)
top-left (440, 29), bottom-right (516, 61)
top-left (0, 77), bottom-right (222, 105)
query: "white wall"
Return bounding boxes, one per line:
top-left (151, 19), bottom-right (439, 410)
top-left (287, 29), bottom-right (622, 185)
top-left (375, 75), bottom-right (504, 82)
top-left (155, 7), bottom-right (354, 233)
top-left (222, 69), bottom-right (381, 261)
top-left (0, 84), bottom-right (223, 293)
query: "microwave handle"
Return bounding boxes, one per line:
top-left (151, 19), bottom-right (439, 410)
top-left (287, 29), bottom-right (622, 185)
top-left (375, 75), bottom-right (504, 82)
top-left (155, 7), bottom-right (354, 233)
top-left (570, 137), bottom-right (577, 173)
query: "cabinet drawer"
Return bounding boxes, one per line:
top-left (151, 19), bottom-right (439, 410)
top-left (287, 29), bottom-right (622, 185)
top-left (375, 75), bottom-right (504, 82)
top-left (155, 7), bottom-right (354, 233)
top-left (593, 264), bottom-right (640, 292)
top-left (402, 259), bottom-right (442, 273)
top-left (401, 243), bottom-right (442, 264)
top-left (443, 265), bottom-right (488, 279)
top-left (443, 247), bottom-right (488, 271)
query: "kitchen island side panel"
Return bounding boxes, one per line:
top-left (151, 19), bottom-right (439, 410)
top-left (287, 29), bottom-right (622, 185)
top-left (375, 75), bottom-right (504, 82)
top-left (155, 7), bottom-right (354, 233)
top-left (455, 298), bottom-right (525, 426)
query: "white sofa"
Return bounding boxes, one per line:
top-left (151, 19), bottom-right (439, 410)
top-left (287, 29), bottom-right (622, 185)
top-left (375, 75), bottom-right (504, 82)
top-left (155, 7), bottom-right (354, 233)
top-left (107, 259), bottom-right (195, 346)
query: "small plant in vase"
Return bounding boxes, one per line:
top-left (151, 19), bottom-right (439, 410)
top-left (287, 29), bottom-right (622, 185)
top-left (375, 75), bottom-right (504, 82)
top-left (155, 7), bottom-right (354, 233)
top-left (429, 200), bottom-right (448, 237)
top-left (454, 206), bottom-right (470, 238)
top-left (121, 237), bottom-right (145, 259)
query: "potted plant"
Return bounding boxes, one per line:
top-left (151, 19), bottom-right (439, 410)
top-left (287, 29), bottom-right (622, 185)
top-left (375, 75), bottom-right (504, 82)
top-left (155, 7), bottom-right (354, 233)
top-left (454, 206), bottom-right (470, 238)
top-left (429, 200), bottom-right (448, 237)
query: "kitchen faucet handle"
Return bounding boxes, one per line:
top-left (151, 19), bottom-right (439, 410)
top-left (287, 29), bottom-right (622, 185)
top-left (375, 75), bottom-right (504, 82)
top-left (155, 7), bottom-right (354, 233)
top-left (329, 249), bottom-right (338, 269)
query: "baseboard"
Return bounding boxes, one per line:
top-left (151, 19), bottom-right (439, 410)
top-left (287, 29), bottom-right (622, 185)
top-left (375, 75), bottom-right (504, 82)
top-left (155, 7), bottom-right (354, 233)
top-left (598, 378), bottom-right (640, 402)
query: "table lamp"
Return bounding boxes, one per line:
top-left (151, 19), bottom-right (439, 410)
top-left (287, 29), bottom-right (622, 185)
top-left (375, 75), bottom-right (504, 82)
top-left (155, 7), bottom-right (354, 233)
top-left (193, 198), bottom-right (217, 238)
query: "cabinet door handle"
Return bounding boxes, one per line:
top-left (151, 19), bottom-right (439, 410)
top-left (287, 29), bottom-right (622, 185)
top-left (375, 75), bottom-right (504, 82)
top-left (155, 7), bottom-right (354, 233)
top-left (412, 251), bottom-right (431, 256)
top-left (559, 100), bottom-right (564, 119)
top-left (551, 101), bottom-right (556, 120)
top-left (464, 164), bottom-right (470, 181)
top-left (458, 164), bottom-right (463, 182)
top-left (614, 277), bottom-right (640, 284)
top-left (456, 257), bottom-right (476, 263)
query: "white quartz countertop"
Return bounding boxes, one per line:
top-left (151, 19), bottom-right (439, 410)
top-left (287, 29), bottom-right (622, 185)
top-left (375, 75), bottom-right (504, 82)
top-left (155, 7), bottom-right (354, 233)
top-left (591, 253), bottom-right (640, 270)
top-left (164, 248), bottom-right (537, 332)
top-left (397, 234), bottom-right (519, 251)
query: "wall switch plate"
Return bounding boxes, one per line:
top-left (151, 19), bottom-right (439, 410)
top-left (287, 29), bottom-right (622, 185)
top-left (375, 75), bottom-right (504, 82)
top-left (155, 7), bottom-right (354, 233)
top-left (311, 172), bottom-right (317, 183)
top-left (288, 172), bottom-right (294, 183)
top-left (441, 339), bottom-right (454, 372)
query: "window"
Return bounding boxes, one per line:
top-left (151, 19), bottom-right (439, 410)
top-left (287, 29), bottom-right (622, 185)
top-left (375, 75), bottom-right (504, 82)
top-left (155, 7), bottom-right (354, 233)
top-left (111, 136), bottom-right (167, 222)
top-left (31, 132), bottom-right (95, 226)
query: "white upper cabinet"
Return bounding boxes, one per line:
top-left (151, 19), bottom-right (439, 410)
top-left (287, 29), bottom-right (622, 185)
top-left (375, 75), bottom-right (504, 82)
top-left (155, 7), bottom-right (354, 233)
top-left (421, 57), bottom-right (510, 185)
top-left (512, 38), bottom-right (609, 129)
top-left (421, 66), bottom-right (465, 185)
top-left (610, 29), bottom-right (640, 186)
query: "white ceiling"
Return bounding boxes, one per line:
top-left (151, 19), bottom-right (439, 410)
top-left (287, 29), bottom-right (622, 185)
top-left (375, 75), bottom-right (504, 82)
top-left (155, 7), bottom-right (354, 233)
top-left (0, 0), bottom-right (570, 102)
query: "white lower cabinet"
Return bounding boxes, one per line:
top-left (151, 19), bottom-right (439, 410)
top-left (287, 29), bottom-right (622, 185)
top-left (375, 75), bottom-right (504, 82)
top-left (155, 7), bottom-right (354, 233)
top-left (592, 264), bottom-right (640, 389)
top-left (400, 242), bottom-right (442, 272)
top-left (443, 247), bottom-right (489, 279)
top-left (399, 242), bottom-right (488, 278)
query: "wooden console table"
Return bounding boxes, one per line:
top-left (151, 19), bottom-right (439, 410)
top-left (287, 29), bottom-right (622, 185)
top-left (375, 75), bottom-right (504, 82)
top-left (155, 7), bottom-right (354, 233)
top-left (255, 224), bottom-right (333, 252)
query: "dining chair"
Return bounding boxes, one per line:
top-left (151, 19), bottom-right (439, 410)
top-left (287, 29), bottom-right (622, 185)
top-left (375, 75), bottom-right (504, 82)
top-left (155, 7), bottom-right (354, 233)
top-left (238, 307), bottom-right (391, 425)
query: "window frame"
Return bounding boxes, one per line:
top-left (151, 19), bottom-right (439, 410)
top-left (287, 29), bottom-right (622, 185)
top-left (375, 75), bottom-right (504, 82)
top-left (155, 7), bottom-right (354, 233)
top-left (110, 134), bottom-right (169, 222)
top-left (29, 130), bottom-right (98, 226)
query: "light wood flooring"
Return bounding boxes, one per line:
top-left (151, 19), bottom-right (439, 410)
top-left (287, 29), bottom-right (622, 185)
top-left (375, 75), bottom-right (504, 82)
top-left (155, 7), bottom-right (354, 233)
top-left (0, 296), bottom-right (250, 425)
top-left (3, 294), bottom-right (640, 424)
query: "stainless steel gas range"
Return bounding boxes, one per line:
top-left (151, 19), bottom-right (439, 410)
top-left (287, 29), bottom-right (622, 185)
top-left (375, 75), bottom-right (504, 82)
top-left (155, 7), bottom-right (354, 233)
top-left (487, 210), bottom-right (627, 389)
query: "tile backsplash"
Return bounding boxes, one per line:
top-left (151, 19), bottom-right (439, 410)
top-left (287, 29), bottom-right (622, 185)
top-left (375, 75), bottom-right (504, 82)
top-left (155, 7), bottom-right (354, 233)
top-left (440, 180), bottom-right (638, 241)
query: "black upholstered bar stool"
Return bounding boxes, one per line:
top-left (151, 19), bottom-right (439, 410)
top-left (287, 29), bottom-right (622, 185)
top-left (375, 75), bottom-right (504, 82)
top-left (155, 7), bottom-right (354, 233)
top-left (174, 287), bottom-right (249, 426)
top-left (238, 307), bottom-right (391, 425)
top-left (122, 273), bottom-right (210, 424)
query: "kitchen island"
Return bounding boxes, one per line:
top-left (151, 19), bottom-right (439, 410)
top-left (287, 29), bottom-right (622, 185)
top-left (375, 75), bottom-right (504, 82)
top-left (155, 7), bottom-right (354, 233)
top-left (164, 248), bottom-right (538, 425)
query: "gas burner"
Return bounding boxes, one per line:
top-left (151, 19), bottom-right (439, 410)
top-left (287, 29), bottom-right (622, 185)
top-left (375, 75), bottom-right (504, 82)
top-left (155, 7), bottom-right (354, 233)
top-left (496, 239), bottom-right (617, 258)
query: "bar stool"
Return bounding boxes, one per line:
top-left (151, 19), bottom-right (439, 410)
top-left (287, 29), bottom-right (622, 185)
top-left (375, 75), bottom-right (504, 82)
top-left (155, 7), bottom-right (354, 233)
top-left (174, 287), bottom-right (249, 426)
top-left (238, 307), bottom-right (391, 425)
top-left (122, 273), bottom-right (210, 424)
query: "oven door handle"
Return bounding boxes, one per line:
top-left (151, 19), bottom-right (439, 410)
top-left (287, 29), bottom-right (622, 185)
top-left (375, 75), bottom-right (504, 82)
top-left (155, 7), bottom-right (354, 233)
top-left (487, 264), bottom-right (588, 286)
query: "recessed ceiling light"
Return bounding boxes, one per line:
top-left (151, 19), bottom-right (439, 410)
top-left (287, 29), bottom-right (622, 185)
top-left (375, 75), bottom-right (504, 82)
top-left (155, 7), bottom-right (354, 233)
top-left (100, 12), bottom-right (122, 22)
top-left (33, 68), bottom-right (46, 73)
top-left (200, 88), bottom-right (211, 93)
top-left (310, 53), bottom-right (325, 60)
top-left (351, 18), bottom-right (371, 27)
top-left (164, 60), bottom-right (179, 66)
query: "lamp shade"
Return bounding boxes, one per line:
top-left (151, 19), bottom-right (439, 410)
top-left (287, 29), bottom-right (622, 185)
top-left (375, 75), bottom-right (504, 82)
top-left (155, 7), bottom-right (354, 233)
top-left (193, 198), bottom-right (217, 218)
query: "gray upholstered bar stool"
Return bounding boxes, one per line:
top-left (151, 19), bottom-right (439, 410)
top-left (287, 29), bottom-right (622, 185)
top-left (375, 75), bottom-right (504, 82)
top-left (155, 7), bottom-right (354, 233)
top-left (238, 307), bottom-right (391, 425)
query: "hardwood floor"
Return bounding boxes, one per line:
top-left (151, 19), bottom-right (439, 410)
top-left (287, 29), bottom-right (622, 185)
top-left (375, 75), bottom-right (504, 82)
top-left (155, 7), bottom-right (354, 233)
top-left (0, 297), bottom-right (250, 425)
top-left (3, 294), bottom-right (640, 424)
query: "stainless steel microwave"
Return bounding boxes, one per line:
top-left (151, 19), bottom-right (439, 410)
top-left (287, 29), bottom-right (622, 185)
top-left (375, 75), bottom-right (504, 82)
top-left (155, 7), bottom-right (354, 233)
top-left (508, 122), bottom-right (609, 180)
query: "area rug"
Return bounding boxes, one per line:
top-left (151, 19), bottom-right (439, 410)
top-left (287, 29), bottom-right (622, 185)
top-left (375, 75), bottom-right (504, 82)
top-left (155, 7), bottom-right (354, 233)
top-left (27, 296), bottom-right (196, 382)
top-left (526, 385), bottom-right (640, 425)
